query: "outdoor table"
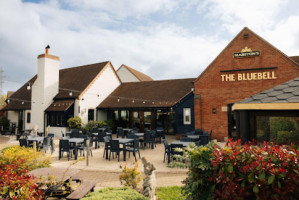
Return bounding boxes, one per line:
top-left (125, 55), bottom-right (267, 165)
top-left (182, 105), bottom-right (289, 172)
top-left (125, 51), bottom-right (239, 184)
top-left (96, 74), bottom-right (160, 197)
top-left (123, 128), bottom-right (132, 137)
top-left (171, 141), bottom-right (193, 147)
top-left (61, 137), bottom-right (84, 160)
top-left (92, 132), bottom-right (112, 136)
top-left (186, 135), bottom-right (201, 142)
top-left (98, 128), bottom-right (106, 132)
top-left (134, 133), bottom-right (144, 137)
top-left (109, 138), bottom-right (134, 161)
top-left (27, 136), bottom-right (44, 149)
top-left (28, 167), bottom-right (79, 182)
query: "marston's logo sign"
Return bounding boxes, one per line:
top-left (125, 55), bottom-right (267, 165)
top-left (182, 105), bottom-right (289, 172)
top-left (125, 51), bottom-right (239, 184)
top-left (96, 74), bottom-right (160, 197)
top-left (234, 47), bottom-right (260, 58)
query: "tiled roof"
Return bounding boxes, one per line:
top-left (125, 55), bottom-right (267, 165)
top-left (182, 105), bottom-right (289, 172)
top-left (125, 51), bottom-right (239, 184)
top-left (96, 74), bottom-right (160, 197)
top-left (5, 61), bottom-right (109, 110)
top-left (290, 56), bottom-right (299, 65)
top-left (239, 77), bottom-right (299, 104)
top-left (98, 78), bottom-right (195, 109)
top-left (45, 100), bottom-right (74, 112)
top-left (119, 65), bottom-right (153, 81)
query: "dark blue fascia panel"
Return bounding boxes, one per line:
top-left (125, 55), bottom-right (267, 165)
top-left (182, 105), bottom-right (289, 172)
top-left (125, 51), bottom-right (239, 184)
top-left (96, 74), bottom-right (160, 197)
top-left (173, 92), bottom-right (195, 134)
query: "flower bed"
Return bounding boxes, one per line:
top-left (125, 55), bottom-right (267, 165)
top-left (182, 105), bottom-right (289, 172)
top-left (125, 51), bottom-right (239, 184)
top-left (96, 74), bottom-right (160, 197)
top-left (181, 140), bottom-right (299, 200)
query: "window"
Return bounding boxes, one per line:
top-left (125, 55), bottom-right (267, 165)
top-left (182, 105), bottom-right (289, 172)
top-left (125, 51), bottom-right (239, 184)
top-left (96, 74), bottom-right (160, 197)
top-left (27, 112), bottom-right (31, 123)
top-left (88, 109), bottom-right (94, 121)
top-left (47, 112), bottom-right (65, 127)
top-left (183, 108), bottom-right (191, 125)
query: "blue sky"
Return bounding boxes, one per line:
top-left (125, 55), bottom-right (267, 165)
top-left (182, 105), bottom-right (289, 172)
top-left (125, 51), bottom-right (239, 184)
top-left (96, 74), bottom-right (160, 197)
top-left (1, 0), bottom-right (299, 94)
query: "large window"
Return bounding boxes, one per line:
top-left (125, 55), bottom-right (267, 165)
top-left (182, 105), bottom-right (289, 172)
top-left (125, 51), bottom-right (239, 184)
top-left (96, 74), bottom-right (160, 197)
top-left (256, 116), bottom-right (299, 143)
top-left (47, 112), bottom-right (65, 127)
top-left (88, 109), bottom-right (94, 121)
top-left (183, 108), bottom-right (191, 125)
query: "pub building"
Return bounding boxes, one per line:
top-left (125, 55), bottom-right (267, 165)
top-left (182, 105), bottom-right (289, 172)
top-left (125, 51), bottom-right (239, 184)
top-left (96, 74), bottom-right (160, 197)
top-left (97, 78), bottom-right (195, 134)
top-left (194, 27), bottom-right (299, 142)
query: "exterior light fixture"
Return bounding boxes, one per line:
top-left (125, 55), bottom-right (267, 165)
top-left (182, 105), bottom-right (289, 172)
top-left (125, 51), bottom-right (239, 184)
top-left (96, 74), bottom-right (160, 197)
top-left (69, 91), bottom-right (73, 96)
top-left (7, 99), bottom-right (10, 104)
top-left (117, 99), bottom-right (120, 102)
top-left (82, 98), bottom-right (84, 100)
top-left (27, 83), bottom-right (31, 90)
top-left (143, 101), bottom-right (145, 104)
top-left (212, 108), bottom-right (216, 114)
top-left (97, 94), bottom-right (99, 97)
top-left (132, 100), bottom-right (135, 103)
top-left (22, 102), bottom-right (24, 104)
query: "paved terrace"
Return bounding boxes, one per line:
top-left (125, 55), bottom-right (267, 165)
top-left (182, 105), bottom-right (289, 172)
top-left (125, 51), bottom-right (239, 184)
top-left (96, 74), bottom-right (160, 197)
top-left (0, 135), bottom-right (225, 189)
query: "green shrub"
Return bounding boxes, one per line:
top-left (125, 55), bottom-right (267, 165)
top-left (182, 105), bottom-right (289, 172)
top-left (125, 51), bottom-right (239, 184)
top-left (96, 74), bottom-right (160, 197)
top-left (0, 145), bottom-right (51, 171)
top-left (98, 120), bottom-right (108, 128)
top-left (105, 120), bottom-right (116, 132)
top-left (270, 117), bottom-right (297, 140)
top-left (156, 186), bottom-right (186, 200)
top-left (119, 161), bottom-right (142, 189)
top-left (84, 120), bottom-right (99, 133)
top-left (276, 130), bottom-right (299, 144)
top-left (67, 116), bottom-right (83, 129)
top-left (0, 117), bottom-right (10, 130)
top-left (81, 187), bottom-right (148, 200)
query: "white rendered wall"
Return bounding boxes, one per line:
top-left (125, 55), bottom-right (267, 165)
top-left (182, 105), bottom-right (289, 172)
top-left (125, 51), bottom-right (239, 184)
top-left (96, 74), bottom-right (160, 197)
top-left (7, 111), bottom-right (18, 126)
top-left (24, 110), bottom-right (32, 130)
top-left (48, 127), bottom-right (68, 137)
top-left (78, 63), bottom-right (120, 125)
top-left (117, 66), bottom-right (140, 83)
top-left (31, 56), bottom-right (59, 131)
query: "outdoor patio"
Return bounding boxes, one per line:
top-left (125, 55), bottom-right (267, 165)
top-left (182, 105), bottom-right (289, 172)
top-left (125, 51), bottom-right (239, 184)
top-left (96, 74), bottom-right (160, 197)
top-left (1, 134), bottom-right (226, 189)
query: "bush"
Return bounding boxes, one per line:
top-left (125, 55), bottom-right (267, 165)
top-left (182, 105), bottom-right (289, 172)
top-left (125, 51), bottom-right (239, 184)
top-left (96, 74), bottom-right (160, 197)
top-left (67, 116), bottom-right (83, 129)
top-left (84, 121), bottom-right (99, 133)
top-left (0, 159), bottom-right (44, 199)
top-left (81, 187), bottom-right (148, 200)
top-left (0, 146), bottom-right (51, 171)
top-left (98, 120), bottom-right (107, 128)
top-left (276, 130), bottom-right (299, 144)
top-left (0, 117), bottom-right (10, 130)
top-left (156, 186), bottom-right (186, 200)
top-left (119, 161), bottom-right (142, 189)
top-left (182, 140), bottom-right (299, 200)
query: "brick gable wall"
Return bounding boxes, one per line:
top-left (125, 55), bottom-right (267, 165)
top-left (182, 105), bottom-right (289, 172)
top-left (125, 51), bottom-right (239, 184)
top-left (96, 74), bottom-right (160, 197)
top-left (194, 28), bottom-right (299, 141)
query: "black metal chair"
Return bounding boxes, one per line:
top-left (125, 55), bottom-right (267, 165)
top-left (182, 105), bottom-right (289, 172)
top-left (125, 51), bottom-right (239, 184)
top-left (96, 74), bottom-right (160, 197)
top-left (103, 136), bottom-right (111, 158)
top-left (109, 140), bottom-right (124, 162)
top-left (42, 137), bottom-right (51, 153)
top-left (59, 140), bottom-right (74, 160)
top-left (92, 127), bottom-right (98, 133)
top-left (117, 128), bottom-right (125, 138)
top-left (163, 139), bottom-right (170, 163)
top-left (126, 138), bottom-right (140, 162)
top-left (170, 144), bottom-right (183, 162)
top-left (78, 137), bottom-right (93, 157)
top-left (19, 139), bottom-right (28, 147)
top-left (200, 132), bottom-right (210, 145)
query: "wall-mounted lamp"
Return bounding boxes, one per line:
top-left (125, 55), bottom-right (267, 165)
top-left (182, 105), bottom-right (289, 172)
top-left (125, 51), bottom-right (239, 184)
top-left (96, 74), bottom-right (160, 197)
top-left (69, 91), bottom-right (73, 96)
top-left (117, 98), bottom-right (120, 102)
top-left (212, 108), bottom-right (216, 114)
top-left (7, 99), bottom-right (10, 104)
top-left (82, 98), bottom-right (84, 101)
top-left (27, 83), bottom-right (31, 90)
top-left (243, 33), bottom-right (249, 38)
top-left (97, 94), bottom-right (99, 97)
top-left (22, 102), bottom-right (24, 104)
top-left (132, 100), bottom-right (135, 103)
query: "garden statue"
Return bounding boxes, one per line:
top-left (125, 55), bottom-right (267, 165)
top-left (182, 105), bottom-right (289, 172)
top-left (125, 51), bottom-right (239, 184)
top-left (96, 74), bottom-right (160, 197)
top-left (141, 157), bottom-right (156, 200)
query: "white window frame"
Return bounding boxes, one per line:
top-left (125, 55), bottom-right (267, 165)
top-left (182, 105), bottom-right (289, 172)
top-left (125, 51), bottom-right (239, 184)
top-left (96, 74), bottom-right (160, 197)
top-left (183, 108), bottom-right (191, 125)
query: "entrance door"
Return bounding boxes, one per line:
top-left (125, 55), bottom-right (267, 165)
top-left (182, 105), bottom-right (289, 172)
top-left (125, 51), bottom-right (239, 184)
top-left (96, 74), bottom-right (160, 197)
top-left (227, 104), bottom-right (237, 139)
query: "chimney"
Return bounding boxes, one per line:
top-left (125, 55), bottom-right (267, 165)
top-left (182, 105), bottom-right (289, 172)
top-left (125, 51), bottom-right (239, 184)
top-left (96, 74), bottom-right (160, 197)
top-left (31, 46), bottom-right (60, 131)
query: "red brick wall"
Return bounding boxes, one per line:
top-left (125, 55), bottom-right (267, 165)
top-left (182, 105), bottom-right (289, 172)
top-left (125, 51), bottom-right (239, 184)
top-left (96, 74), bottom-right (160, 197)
top-left (194, 28), bottom-right (299, 141)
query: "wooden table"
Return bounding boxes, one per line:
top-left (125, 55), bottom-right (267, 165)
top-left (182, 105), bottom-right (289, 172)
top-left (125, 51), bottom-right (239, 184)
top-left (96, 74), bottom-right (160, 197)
top-left (28, 167), bottom-right (80, 182)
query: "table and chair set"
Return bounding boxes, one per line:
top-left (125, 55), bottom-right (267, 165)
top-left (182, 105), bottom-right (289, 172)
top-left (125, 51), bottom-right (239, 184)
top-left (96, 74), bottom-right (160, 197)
top-left (19, 134), bottom-right (55, 154)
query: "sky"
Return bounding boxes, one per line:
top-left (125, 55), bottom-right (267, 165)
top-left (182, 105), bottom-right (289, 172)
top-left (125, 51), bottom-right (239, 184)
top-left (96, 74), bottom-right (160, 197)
top-left (0, 0), bottom-right (299, 94)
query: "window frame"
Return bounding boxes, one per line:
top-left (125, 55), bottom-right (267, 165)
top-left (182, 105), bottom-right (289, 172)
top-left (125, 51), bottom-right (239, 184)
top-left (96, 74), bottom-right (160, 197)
top-left (183, 108), bottom-right (191, 125)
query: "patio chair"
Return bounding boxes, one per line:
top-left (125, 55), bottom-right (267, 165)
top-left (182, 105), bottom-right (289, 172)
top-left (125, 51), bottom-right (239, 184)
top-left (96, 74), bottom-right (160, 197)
top-left (103, 136), bottom-right (111, 158)
top-left (194, 129), bottom-right (203, 135)
top-left (170, 144), bottom-right (183, 162)
top-left (201, 132), bottom-right (210, 145)
top-left (19, 139), bottom-right (28, 147)
top-left (59, 139), bottom-right (75, 161)
top-left (70, 130), bottom-right (79, 138)
top-left (163, 139), bottom-right (170, 163)
top-left (117, 128), bottom-right (125, 138)
top-left (42, 136), bottom-right (51, 153)
top-left (109, 140), bottom-right (124, 162)
top-left (78, 137), bottom-right (93, 157)
top-left (96, 132), bottom-right (106, 148)
top-left (127, 138), bottom-right (141, 162)
top-left (92, 127), bottom-right (98, 133)
top-left (48, 133), bottom-right (55, 154)
top-left (143, 132), bottom-right (152, 149)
